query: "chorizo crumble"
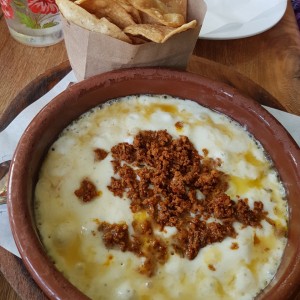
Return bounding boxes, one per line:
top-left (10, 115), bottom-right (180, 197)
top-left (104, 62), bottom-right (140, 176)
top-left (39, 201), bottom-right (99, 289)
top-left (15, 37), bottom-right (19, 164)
top-left (74, 178), bottom-right (98, 202)
top-left (94, 148), bottom-right (108, 161)
top-left (85, 130), bottom-right (269, 276)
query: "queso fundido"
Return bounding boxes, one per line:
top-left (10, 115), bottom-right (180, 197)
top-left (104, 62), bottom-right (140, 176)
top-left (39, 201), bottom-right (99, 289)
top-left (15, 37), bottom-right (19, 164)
top-left (34, 95), bottom-right (288, 300)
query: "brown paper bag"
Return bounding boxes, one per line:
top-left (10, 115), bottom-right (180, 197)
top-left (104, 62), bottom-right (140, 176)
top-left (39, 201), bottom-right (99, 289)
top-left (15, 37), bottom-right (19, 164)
top-left (61, 0), bottom-right (207, 81)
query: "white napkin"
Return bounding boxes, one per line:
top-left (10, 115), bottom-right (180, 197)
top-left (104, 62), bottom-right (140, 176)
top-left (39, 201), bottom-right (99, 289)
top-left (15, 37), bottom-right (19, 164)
top-left (0, 70), bottom-right (299, 258)
top-left (0, 71), bottom-right (77, 257)
top-left (201, 0), bottom-right (286, 36)
top-left (0, 71), bottom-right (77, 164)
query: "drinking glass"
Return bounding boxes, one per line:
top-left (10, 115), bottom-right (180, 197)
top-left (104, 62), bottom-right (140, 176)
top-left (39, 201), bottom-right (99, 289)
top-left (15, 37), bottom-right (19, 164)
top-left (0, 0), bottom-right (63, 46)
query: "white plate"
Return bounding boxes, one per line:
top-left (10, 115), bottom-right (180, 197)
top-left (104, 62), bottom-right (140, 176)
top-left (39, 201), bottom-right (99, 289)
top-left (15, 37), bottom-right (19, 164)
top-left (200, 0), bottom-right (287, 40)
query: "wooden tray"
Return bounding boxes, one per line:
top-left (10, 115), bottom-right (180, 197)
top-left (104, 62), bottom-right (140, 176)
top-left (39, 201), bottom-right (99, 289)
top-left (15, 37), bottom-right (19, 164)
top-left (0, 57), bottom-right (294, 300)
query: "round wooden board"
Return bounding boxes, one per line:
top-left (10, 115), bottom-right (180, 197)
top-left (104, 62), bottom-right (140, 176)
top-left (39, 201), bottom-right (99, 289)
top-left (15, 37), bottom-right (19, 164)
top-left (0, 58), bottom-right (293, 300)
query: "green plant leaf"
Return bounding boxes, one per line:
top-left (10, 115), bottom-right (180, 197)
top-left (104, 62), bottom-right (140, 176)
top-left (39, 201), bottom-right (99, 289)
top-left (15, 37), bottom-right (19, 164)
top-left (13, 0), bottom-right (25, 8)
top-left (42, 21), bottom-right (58, 28)
top-left (16, 11), bottom-right (38, 29)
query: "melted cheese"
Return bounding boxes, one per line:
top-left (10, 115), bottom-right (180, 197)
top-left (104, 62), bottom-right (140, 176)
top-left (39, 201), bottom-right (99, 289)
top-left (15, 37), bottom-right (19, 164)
top-left (34, 95), bottom-right (288, 300)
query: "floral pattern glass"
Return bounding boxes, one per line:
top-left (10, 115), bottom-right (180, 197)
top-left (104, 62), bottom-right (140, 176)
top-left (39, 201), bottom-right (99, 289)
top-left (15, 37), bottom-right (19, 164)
top-left (1, 0), bottom-right (59, 28)
top-left (0, 0), bottom-right (62, 46)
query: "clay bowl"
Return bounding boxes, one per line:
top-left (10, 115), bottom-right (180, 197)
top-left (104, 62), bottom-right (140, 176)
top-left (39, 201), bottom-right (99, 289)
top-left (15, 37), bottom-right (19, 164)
top-left (7, 68), bottom-right (300, 300)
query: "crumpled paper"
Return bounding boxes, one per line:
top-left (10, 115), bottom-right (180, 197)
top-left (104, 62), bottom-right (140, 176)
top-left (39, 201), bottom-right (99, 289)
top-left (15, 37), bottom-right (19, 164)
top-left (0, 70), bottom-right (299, 258)
top-left (201, 0), bottom-right (286, 37)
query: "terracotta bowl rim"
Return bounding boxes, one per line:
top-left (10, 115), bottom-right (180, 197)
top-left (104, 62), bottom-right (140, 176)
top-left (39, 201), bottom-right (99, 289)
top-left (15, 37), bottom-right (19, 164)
top-left (7, 67), bottom-right (300, 300)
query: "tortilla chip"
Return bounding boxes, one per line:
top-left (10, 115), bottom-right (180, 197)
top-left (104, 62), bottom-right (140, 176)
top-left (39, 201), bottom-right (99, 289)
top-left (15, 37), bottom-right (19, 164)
top-left (95, 17), bottom-right (132, 43)
top-left (162, 0), bottom-right (187, 20)
top-left (124, 20), bottom-right (197, 43)
top-left (76, 0), bottom-right (136, 29)
top-left (118, 0), bottom-right (142, 24)
top-left (128, 0), bottom-right (185, 27)
top-left (129, 35), bottom-right (149, 44)
top-left (56, 0), bottom-right (132, 43)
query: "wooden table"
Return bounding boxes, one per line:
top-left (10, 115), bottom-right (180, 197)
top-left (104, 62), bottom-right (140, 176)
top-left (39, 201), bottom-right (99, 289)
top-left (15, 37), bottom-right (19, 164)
top-left (0, 2), bottom-right (300, 299)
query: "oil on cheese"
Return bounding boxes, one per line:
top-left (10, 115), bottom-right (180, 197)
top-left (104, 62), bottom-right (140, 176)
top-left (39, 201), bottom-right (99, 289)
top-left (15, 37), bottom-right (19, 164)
top-left (34, 95), bottom-right (288, 300)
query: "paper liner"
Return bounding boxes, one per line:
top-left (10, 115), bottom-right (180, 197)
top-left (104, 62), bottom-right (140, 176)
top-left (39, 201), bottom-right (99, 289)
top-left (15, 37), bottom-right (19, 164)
top-left (61, 0), bottom-right (207, 81)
